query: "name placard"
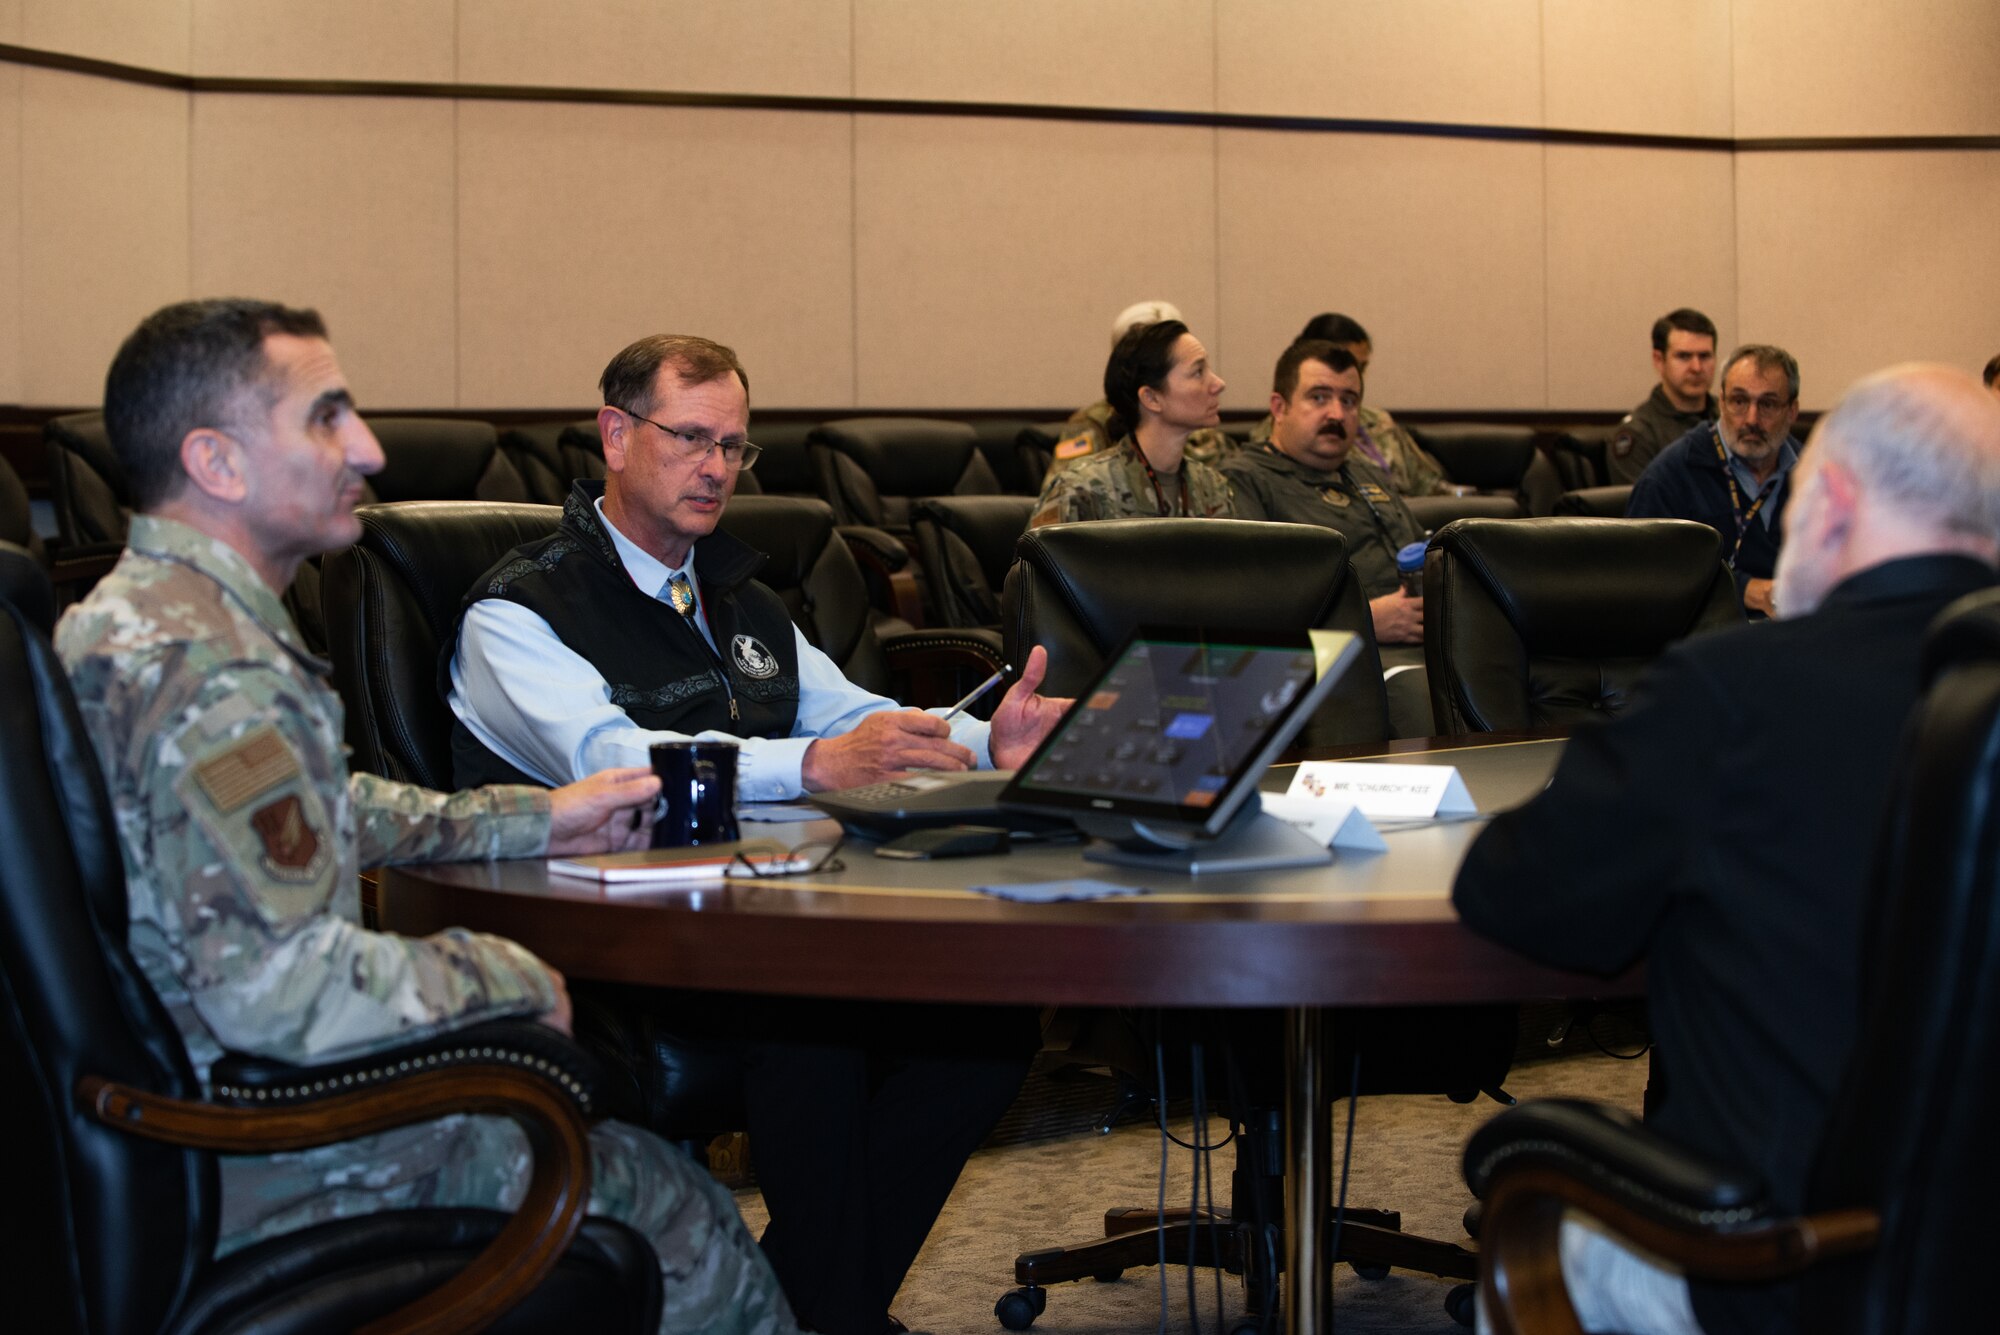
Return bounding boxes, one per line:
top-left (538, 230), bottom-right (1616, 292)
top-left (1284, 762), bottom-right (1477, 821)
top-left (1259, 792), bottom-right (1387, 853)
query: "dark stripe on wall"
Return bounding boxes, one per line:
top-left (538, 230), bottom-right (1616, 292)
top-left (3, 42), bottom-right (1994, 155)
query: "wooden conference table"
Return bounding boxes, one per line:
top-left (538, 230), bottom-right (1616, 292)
top-left (379, 734), bottom-right (1639, 1334)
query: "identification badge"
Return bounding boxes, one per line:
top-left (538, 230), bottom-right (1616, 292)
top-left (1320, 488), bottom-right (1352, 508)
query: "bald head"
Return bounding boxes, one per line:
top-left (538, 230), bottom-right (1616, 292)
top-left (1773, 364), bottom-right (2000, 618)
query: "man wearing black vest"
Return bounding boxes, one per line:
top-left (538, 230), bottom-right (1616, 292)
top-left (1455, 364), bottom-right (2000, 1335)
top-left (446, 334), bottom-right (1064, 1335)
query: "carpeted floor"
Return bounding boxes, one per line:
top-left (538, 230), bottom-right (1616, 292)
top-left (734, 1048), bottom-right (1649, 1334)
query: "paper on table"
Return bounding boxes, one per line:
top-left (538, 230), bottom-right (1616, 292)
top-left (1285, 761), bottom-right (1477, 821)
top-left (738, 803), bottom-right (827, 823)
top-left (974, 879), bottom-right (1151, 904)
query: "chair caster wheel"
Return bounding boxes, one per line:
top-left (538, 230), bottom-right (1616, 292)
top-left (1091, 1268), bottom-right (1124, 1283)
top-left (1352, 1263), bottom-right (1390, 1280)
top-left (1445, 1282), bottom-right (1477, 1327)
top-left (995, 1286), bottom-right (1047, 1330)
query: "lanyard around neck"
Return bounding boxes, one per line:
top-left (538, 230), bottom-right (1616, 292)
top-left (1131, 439), bottom-right (1192, 517)
top-left (1712, 424), bottom-right (1779, 568)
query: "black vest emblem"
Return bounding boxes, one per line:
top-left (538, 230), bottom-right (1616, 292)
top-left (732, 633), bottom-right (781, 680)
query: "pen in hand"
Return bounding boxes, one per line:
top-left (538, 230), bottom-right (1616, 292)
top-left (941, 664), bottom-right (1013, 721)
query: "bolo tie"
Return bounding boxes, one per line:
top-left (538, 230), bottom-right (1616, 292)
top-left (665, 571), bottom-right (697, 617)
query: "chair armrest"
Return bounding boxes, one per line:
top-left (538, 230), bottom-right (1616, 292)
top-left (882, 627), bottom-right (1007, 676)
top-left (80, 1018), bottom-right (605, 1335)
top-left (835, 523), bottom-right (909, 573)
top-left (882, 628), bottom-right (1009, 711)
top-left (839, 525), bottom-right (926, 628)
top-left (47, 539), bottom-right (124, 602)
top-left (206, 1017), bottom-right (621, 1120)
top-left (1465, 1099), bottom-right (1878, 1335)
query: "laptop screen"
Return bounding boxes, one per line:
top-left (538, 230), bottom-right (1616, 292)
top-left (999, 626), bottom-right (1358, 843)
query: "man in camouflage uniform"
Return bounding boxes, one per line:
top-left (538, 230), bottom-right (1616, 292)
top-left (1223, 340), bottom-right (1432, 735)
top-left (55, 299), bottom-right (795, 1335)
top-left (1248, 313), bottom-right (1449, 497)
top-left (1047, 299), bottom-right (1238, 473)
top-left (1607, 308), bottom-right (1721, 485)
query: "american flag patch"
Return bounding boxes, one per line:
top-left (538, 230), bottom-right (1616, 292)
top-left (191, 726), bottom-right (299, 813)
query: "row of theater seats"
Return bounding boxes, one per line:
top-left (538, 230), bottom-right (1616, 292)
top-left (25, 409), bottom-right (1639, 643)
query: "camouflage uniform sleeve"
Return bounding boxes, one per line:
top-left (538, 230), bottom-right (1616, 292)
top-left (1374, 409), bottom-right (1448, 496)
top-left (351, 771), bottom-right (552, 869)
top-left (1030, 464), bottom-right (1096, 528)
top-left (154, 670), bottom-right (559, 1065)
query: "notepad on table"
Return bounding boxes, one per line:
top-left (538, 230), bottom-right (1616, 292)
top-left (548, 839), bottom-right (810, 885)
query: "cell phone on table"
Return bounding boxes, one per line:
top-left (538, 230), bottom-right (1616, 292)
top-left (873, 825), bottom-right (1011, 860)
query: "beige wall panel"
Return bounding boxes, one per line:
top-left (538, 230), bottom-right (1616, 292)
top-left (1736, 150), bottom-right (2000, 410)
top-left (23, 0), bottom-right (189, 72)
top-left (0, 1), bottom-right (20, 43)
top-left (457, 101), bottom-right (853, 410)
top-left (20, 70), bottom-right (187, 406)
top-left (854, 0), bottom-right (1214, 111)
top-left (854, 115), bottom-right (1216, 410)
top-left (1218, 0), bottom-right (1542, 128)
top-left (1541, 0), bottom-right (1732, 139)
top-left (190, 95), bottom-right (454, 409)
top-left (1733, 0), bottom-right (2000, 138)
top-left (458, 0), bottom-right (850, 98)
top-left (191, 0), bottom-right (454, 82)
top-left (1545, 145), bottom-right (1736, 411)
top-left (0, 68), bottom-right (21, 404)
top-left (1216, 129), bottom-right (1546, 412)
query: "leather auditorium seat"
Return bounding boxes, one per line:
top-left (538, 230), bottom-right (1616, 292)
top-left (1405, 422), bottom-right (1540, 496)
top-left (909, 494), bottom-right (1036, 632)
top-left (1012, 422), bottom-right (1068, 495)
top-left (1002, 517), bottom-right (1390, 750)
top-left (1423, 517), bottom-right (1743, 734)
top-left (361, 416), bottom-right (531, 503)
top-left (0, 543), bottom-right (660, 1335)
top-left (1464, 589), bottom-right (2000, 1333)
top-left (968, 417), bottom-right (1043, 496)
top-left (500, 419), bottom-right (604, 505)
top-left (0, 452), bottom-right (43, 564)
top-left (808, 416), bottom-right (998, 535)
top-left (1545, 425), bottom-right (1613, 490)
top-left (1551, 484), bottom-right (1636, 518)
top-left (729, 420), bottom-right (819, 500)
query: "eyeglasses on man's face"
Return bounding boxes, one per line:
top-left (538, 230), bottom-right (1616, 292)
top-left (1721, 392), bottom-right (1793, 420)
top-left (623, 408), bottom-right (761, 470)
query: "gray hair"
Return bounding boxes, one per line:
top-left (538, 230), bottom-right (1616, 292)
top-left (1809, 364), bottom-right (2000, 542)
top-left (1721, 344), bottom-right (1800, 402)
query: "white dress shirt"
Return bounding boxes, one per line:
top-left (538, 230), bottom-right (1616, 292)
top-left (448, 497), bottom-right (993, 800)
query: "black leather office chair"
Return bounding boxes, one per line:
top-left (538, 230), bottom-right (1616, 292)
top-left (1002, 517), bottom-right (1390, 749)
top-left (809, 417), bottom-right (999, 536)
top-left (500, 419), bottom-right (604, 505)
top-left (909, 494), bottom-right (1036, 633)
top-left (1463, 589), bottom-right (2000, 1334)
top-left (1551, 484), bottom-right (1635, 518)
top-left (0, 451), bottom-right (43, 564)
top-left (1013, 422), bottom-right (1069, 495)
top-left (969, 417), bottom-right (1042, 495)
top-left (1406, 423), bottom-right (1540, 496)
top-left (1424, 517), bottom-right (1743, 735)
top-left (1544, 426), bottom-right (1612, 491)
top-left (361, 417), bottom-right (531, 503)
top-left (995, 521), bottom-right (1509, 1327)
top-left (0, 543), bottom-right (660, 1335)
top-left (1406, 492), bottom-right (1527, 530)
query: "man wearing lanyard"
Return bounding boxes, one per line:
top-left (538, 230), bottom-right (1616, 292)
top-left (1627, 344), bottom-right (1803, 617)
top-left (446, 333), bottom-right (1060, 1335)
top-left (1221, 339), bottom-right (1432, 734)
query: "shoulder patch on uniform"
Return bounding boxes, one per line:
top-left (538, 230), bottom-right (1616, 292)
top-left (251, 794), bottom-right (322, 871)
top-left (1611, 429), bottom-right (1637, 458)
top-left (1052, 434), bottom-right (1093, 461)
top-left (191, 724), bottom-right (299, 814)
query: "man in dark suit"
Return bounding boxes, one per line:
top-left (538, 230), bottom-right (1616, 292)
top-left (1453, 363), bottom-right (2000, 1335)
